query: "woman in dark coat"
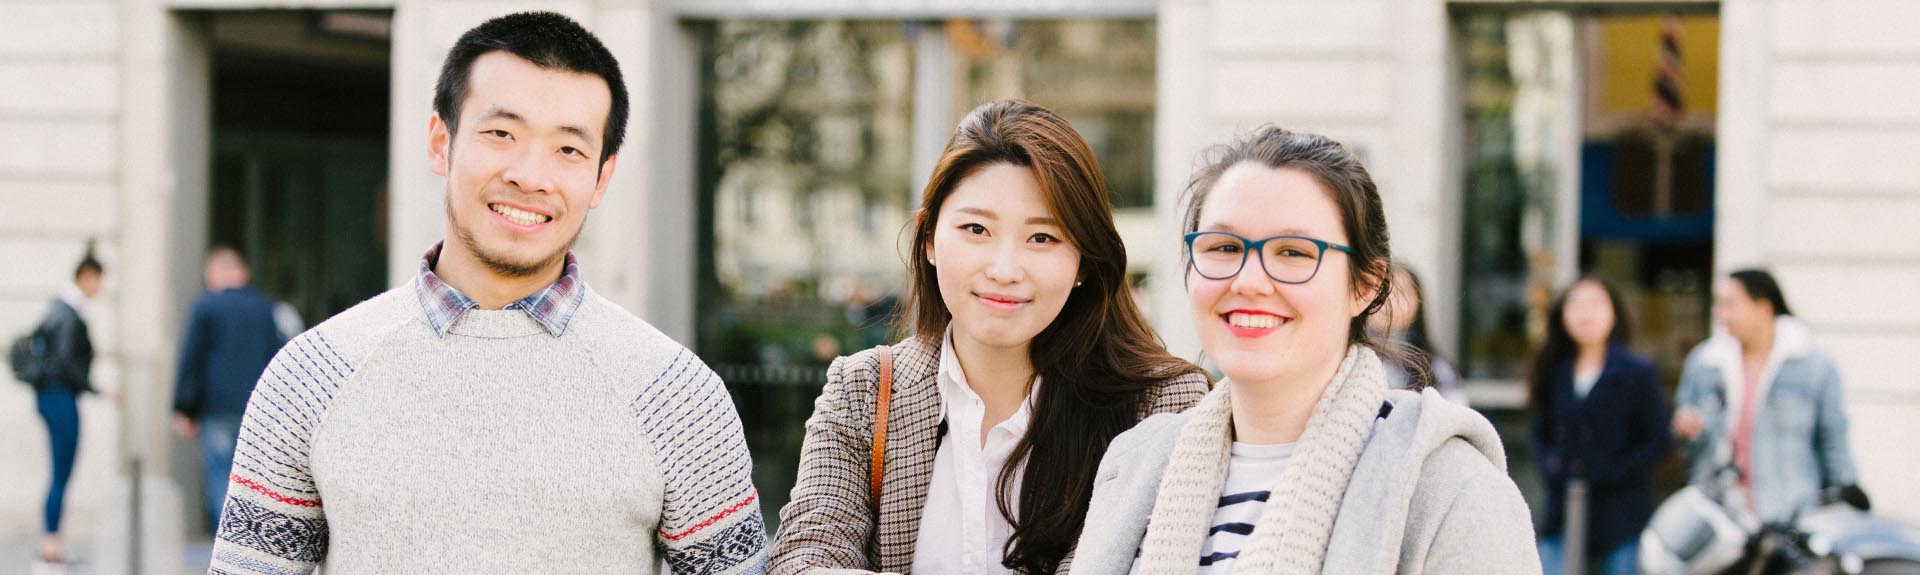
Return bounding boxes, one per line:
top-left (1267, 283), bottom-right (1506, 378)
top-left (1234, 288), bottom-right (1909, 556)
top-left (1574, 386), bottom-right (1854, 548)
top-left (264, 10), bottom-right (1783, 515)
top-left (1529, 275), bottom-right (1673, 575)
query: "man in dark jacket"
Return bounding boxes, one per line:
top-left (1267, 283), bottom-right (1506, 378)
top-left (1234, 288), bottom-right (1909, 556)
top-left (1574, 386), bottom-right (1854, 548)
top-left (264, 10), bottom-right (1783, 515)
top-left (171, 247), bottom-right (286, 529)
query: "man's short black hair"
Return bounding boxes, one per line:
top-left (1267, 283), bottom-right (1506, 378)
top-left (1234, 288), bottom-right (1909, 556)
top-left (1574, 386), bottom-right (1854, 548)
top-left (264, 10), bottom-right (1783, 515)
top-left (433, 12), bottom-right (628, 165)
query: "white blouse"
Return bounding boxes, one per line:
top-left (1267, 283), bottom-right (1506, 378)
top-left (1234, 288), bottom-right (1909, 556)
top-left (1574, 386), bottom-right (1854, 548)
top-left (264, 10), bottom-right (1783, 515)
top-left (910, 331), bottom-right (1038, 575)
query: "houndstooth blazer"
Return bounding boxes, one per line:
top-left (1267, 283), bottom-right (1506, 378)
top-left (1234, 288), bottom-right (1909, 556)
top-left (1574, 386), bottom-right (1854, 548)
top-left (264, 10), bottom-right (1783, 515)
top-left (769, 336), bottom-right (1210, 575)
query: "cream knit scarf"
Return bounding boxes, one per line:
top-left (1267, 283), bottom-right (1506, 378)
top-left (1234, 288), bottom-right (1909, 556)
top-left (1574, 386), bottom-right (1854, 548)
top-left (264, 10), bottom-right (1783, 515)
top-left (1134, 345), bottom-right (1388, 575)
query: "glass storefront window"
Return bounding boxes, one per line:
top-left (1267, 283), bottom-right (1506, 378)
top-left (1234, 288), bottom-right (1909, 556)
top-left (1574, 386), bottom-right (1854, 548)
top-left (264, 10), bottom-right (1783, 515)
top-left (1458, 12), bottom-right (1566, 381)
top-left (1454, 10), bottom-right (1718, 383)
top-left (694, 20), bottom-right (916, 527)
top-left (952, 20), bottom-right (1157, 210)
top-left (1454, 8), bottom-right (1719, 517)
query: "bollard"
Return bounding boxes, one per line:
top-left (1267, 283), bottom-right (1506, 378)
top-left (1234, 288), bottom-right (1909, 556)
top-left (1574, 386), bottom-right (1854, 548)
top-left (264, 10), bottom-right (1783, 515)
top-left (1564, 478), bottom-right (1588, 575)
top-left (130, 456), bottom-right (142, 575)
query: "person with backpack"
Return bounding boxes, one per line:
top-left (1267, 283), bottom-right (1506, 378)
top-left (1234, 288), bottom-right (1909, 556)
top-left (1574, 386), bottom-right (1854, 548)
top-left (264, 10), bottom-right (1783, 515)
top-left (10, 246), bottom-right (104, 567)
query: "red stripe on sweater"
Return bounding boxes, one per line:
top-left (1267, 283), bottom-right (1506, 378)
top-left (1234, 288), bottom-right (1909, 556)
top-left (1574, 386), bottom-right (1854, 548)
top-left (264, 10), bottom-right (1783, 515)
top-left (660, 489), bottom-right (758, 542)
top-left (231, 474), bottom-right (322, 508)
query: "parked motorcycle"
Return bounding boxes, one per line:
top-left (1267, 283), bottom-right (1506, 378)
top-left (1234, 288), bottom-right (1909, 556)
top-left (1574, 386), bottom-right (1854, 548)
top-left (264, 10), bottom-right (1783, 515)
top-left (1641, 470), bottom-right (1920, 575)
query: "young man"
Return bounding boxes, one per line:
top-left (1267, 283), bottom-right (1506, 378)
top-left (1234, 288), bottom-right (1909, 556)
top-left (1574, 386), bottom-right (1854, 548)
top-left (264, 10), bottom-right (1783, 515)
top-left (172, 247), bottom-right (283, 532)
top-left (209, 12), bottom-right (767, 574)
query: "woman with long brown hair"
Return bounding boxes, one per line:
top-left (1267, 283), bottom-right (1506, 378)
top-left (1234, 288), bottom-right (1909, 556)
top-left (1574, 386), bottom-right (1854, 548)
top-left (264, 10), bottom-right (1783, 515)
top-left (770, 99), bottom-right (1209, 575)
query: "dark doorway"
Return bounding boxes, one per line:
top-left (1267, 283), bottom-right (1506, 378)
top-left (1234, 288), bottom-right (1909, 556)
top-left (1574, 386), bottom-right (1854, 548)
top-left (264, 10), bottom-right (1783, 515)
top-left (207, 10), bottom-right (391, 330)
top-left (181, 10), bottom-right (391, 540)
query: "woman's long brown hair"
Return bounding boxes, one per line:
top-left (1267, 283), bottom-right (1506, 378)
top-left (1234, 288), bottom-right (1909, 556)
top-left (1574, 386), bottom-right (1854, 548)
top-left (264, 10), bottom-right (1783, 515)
top-left (900, 99), bottom-right (1204, 574)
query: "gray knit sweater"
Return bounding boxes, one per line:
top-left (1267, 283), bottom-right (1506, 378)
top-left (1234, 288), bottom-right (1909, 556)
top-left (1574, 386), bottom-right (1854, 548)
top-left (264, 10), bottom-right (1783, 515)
top-left (208, 279), bottom-right (768, 574)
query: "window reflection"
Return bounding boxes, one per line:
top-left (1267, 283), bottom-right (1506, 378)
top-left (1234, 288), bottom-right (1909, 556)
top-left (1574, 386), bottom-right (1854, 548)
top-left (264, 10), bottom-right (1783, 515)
top-left (696, 20), bottom-right (915, 528)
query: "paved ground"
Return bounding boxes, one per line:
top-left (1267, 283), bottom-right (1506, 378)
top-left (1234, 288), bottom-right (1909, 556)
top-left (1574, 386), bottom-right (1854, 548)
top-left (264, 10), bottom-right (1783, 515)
top-left (5, 372), bottom-right (208, 575)
top-left (2, 384), bottom-right (120, 550)
top-left (0, 538), bottom-right (208, 575)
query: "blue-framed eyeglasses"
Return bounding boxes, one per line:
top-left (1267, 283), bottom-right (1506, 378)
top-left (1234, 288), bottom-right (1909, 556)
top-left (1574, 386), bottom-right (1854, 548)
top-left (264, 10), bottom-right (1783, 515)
top-left (1183, 231), bottom-right (1354, 284)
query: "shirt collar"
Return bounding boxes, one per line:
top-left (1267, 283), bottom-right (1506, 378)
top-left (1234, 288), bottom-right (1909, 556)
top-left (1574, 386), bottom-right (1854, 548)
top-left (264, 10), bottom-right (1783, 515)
top-left (936, 328), bottom-right (1039, 436)
top-left (414, 242), bottom-right (585, 338)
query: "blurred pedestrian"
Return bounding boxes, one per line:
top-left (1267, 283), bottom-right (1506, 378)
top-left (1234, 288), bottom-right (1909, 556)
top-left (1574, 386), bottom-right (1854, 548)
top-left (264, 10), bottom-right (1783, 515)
top-left (1371, 262), bottom-right (1467, 403)
top-left (21, 244), bottom-right (104, 567)
top-left (170, 246), bottom-right (284, 531)
top-left (1673, 269), bottom-right (1859, 523)
top-left (1528, 276), bottom-right (1671, 575)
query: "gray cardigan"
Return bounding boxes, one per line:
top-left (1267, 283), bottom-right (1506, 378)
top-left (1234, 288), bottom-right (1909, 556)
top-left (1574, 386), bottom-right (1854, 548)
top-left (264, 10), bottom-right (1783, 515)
top-left (1071, 388), bottom-right (1541, 575)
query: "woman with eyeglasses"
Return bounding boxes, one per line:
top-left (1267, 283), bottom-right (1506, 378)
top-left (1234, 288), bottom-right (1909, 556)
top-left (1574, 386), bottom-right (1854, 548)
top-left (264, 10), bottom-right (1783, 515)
top-left (1071, 127), bottom-right (1539, 575)
top-left (770, 100), bottom-right (1210, 575)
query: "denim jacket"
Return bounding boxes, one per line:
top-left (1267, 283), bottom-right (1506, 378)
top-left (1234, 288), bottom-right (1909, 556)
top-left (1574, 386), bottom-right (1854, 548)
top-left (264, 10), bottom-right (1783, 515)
top-left (1675, 316), bottom-right (1857, 523)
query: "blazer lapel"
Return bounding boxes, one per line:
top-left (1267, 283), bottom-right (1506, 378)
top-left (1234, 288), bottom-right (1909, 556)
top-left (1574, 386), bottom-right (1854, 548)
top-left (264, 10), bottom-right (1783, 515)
top-left (877, 337), bottom-right (944, 573)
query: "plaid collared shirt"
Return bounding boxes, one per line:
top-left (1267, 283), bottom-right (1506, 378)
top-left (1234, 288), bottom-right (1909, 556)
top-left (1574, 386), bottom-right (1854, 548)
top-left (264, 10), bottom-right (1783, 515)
top-left (414, 242), bottom-right (586, 337)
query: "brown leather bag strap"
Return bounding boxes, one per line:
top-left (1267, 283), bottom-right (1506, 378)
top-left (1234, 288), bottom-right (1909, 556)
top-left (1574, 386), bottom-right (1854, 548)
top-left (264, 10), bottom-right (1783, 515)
top-left (869, 345), bottom-right (894, 513)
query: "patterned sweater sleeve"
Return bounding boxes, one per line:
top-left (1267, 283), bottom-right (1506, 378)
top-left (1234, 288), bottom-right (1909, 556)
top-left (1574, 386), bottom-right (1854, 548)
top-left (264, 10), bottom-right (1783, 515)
top-left (208, 332), bottom-right (353, 574)
top-left (635, 349), bottom-right (770, 575)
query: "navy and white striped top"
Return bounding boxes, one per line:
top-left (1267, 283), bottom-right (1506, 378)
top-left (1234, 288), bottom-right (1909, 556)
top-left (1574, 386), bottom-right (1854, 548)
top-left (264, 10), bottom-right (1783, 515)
top-left (1198, 441), bottom-right (1297, 574)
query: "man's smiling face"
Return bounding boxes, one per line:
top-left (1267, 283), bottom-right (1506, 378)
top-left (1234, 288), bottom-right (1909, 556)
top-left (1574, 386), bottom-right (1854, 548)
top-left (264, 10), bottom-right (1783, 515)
top-left (430, 50), bottom-right (616, 277)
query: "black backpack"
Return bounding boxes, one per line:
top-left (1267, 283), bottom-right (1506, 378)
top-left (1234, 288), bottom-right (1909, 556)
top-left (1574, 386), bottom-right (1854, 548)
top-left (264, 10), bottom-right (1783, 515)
top-left (8, 322), bottom-right (50, 385)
